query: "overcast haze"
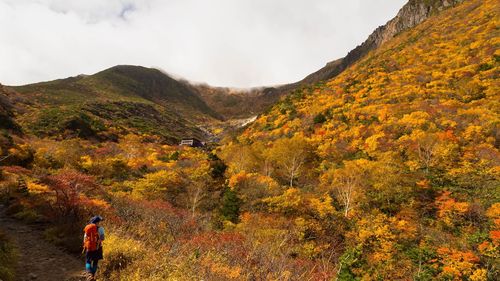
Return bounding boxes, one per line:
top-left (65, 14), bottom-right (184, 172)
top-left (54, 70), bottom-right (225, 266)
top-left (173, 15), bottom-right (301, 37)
top-left (0, 0), bottom-right (407, 88)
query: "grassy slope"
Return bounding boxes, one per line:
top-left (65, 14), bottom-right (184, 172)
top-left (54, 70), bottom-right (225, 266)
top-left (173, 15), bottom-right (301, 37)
top-left (11, 65), bottom-right (220, 142)
top-left (187, 84), bottom-right (273, 120)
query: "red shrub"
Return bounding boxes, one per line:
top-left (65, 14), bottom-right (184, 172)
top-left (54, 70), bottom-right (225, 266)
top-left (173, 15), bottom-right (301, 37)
top-left (43, 170), bottom-right (103, 222)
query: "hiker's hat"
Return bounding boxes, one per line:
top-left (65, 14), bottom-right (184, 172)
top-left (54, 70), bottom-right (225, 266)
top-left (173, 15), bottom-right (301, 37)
top-left (90, 215), bottom-right (103, 224)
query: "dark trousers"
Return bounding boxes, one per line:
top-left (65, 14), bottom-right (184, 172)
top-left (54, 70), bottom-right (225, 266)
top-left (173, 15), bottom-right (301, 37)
top-left (85, 248), bottom-right (102, 274)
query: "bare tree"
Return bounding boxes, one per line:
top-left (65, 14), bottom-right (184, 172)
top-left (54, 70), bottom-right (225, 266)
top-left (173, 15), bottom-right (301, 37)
top-left (334, 171), bottom-right (359, 217)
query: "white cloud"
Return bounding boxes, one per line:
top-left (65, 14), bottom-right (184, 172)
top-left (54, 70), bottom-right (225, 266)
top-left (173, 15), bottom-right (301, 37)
top-left (0, 0), bottom-right (406, 87)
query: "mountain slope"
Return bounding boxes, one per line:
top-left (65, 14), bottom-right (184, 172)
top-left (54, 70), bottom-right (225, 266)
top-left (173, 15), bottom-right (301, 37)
top-left (243, 0), bottom-right (499, 144)
top-left (186, 84), bottom-right (276, 119)
top-left (89, 65), bottom-right (221, 119)
top-left (0, 85), bottom-right (22, 132)
top-left (1, 0), bottom-right (480, 139)
top-left (14, 65), bottom-right (220, 120)
top-left (299, 0), bottom-right (465, 85)
top-left (10, 65), bottom-right (221, 142)
top-left (221, 0), bottom-right (499, 278)
top-left (7, 0), bottom-right (467, 125)
top-left (205, 0), bottom-right (466, 120)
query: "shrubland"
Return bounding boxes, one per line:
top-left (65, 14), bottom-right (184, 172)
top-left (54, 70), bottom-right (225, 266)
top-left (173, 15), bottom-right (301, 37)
top-left (0, 0), bottom-right (498, 280)
top-left (0, 228), bottom-right (16, 281)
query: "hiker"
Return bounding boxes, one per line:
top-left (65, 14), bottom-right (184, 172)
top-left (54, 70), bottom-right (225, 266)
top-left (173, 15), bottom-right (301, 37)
top-left (83, 215), bottom-right (105, 281)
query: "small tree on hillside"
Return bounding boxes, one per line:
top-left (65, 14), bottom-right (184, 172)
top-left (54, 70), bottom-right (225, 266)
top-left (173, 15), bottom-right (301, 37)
top-left (269, 135), bottom-right (312, 187)
top-left (43, 170), bottom-right (106, 223)
top-left (321, 159), bottom-right (370, 217)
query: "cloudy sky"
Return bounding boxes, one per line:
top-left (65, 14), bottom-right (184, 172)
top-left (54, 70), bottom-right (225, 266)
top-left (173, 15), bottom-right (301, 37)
top-left (0, 0), bottom-right (406, 88)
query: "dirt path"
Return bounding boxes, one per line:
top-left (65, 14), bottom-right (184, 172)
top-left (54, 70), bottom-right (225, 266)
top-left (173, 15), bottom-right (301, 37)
top-left (0, 206), bottom-right (86, 281)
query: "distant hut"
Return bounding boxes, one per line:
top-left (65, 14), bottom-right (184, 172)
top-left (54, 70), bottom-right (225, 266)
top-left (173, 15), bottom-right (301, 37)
top-left (179, 138), bottom-right (204, 147)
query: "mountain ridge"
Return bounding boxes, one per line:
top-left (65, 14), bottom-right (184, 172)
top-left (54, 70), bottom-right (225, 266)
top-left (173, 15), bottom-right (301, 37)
top-left (7, 66), bottom-right (216, 143)
top-left (268, 0), bottom-right (466, 92)
top-left (1, 0), bottom-right (468, 141)
top-left (1, 0), bottom-right (498, 279)
top-left (179, 0), bottom-right (467, 119)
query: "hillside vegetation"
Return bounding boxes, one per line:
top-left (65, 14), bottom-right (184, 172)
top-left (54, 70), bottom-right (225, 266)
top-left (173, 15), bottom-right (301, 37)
top-left (0, 229), bottom-right (16, 281)
top-left (10, 65), bottom-right (217, 143)
top-left (0, 0), bottom-right (498, 280)
top-left (221, 0), bottom-right (499, 279)
top-left (217, 0), bottom-right (469, 120)
top-left (188, 84), bottom-right (280, 120)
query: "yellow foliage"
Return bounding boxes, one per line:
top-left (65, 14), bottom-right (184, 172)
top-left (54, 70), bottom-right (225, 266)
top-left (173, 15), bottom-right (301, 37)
top-left (398, 111), bottom-right (431, 129)
top-left (263, 188), bottom-right (302, 214)
top-left (130, 170), bottom-right (181, 198)
top-left (80, 155), bottom-right (93, 170)
top-left (436, 247), bottom-right (480, 280)
top-left (26, 181), bottom-right (50, 194)
top-left (200, 255), bottom-right (242, 279)
top-left (308, 193), bottom-right (335, 218)
top-left (103, 233), bottom-right (144, 257)
top-left (436, 191), bottom-right (470, 227)
top-left (485, 203), bottom-right (500, 221)
top-left (364, 132), bottom-right (385, 153)
top-left (469, 268), bottom-right (488, 281)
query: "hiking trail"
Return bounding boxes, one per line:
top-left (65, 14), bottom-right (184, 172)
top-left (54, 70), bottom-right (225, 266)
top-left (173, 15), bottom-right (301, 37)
top-left (0, 206), bottom-right (85, 281)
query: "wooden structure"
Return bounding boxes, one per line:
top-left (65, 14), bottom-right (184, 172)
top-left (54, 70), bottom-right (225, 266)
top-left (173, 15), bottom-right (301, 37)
top-left (179, 138), bottom-right (204, 147)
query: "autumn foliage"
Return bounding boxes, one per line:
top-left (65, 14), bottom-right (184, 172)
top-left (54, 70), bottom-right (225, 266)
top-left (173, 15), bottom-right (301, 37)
top-left (0, 0), bottom-right (498, 280)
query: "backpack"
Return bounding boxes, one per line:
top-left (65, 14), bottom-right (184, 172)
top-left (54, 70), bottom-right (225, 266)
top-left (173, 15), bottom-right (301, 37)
top-left (84, 223), bottom-right (99, 252)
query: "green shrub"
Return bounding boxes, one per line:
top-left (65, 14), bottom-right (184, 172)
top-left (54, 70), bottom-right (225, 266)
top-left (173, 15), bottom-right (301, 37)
top-left (313, 113), bottom-right (327, 124)
top-left (220, 188), bottom-right (241, 224)
top-left (0, 229), bottom-right (17, 281)
top-left (44, 225), bottom-right (83, 254)
top-left (13, 209), bottom-right (41, 223)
